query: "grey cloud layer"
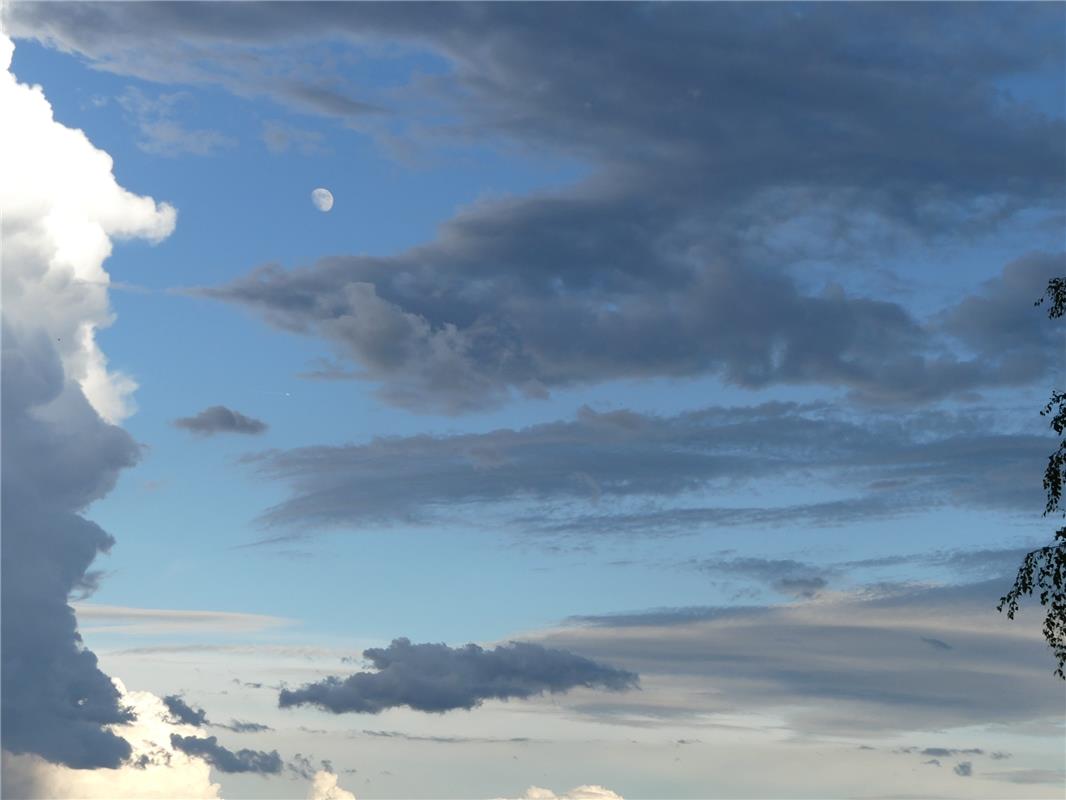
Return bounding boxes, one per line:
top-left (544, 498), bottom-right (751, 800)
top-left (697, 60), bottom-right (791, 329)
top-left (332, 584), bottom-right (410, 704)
top-left (278, 638), bottom-right (638, 715)
top-left (10, 4), bottom-right (1063, 411)
top-left (1, 327), bottom-right (137, 768)
top-left (539, 580), bottom-right (1064, 735)
top-left (169, 734), bottom-right (282, 774)
top-left (173, 405), bottom-right (268, 436)
top-left (244, 402), bottom-right (1049, 537)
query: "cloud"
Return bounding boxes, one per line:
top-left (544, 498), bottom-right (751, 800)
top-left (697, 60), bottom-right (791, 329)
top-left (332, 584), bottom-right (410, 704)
top-left (308, 770), bottom-right (357, 800)
top-left (496, 787), bottom-right (623, 800)
top-left (919, 637), bottom-right (953, 651)
top-left (162, 696), bottom-right (208, 727)
top-left (118, 87), bottom-right (234, 157)
top-left (262, 120), bottom-right (326, 155)
top-left (0, 32), bottom-right (175, 768)
top-left (985, 768), bottom-right (1066, 785)
top-left (953, 761), bottom-right (973, 777)
top-left (73, 603), bottom-right (291, 635)
top-left (359, 729), bottom-right (532, 745)
top-left (239, 402), bottom-right (1048, 539)
top-left (10, 4), bottom-right (1062, 412)
top-left (898, 747), bottom-right (983, 758)
top-left (170, 734), bottom-right (283, 774)
top-left (278, 637), bottom-right (638, 715)
top-left (214, 720), bottom-right (273, 734)
top-left (160, 694), bottom-right (272, 736)
top-left (173, 405), bottom-right (268, 436)
top-left (1, 683), bottom-right (221, 799)
top-left (692, 557), bottom-right (833, 599)
top-left (539, 580), bottom-right (1064, 735)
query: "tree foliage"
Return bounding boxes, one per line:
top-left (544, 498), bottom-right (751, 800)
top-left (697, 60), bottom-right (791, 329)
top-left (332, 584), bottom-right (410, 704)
top-left (998, 278), bottom-right (1066, 678)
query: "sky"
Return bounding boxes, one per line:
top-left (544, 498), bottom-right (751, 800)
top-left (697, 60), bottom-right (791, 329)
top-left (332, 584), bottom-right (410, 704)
top-left (1, 2), bottom-right (1065, 798)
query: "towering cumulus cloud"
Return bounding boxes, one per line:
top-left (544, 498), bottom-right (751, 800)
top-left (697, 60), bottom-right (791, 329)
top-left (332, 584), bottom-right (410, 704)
top-left (0, 31), bottom-right (175, 771)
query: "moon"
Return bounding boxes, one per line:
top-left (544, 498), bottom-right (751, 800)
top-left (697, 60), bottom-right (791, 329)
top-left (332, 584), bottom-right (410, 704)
top-left (311, 187), bottom-right (334, 212)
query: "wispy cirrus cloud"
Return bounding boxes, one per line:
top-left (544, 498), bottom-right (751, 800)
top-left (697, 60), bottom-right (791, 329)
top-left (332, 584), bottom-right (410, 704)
top-left (239, 402), bottom-right (1049, 540)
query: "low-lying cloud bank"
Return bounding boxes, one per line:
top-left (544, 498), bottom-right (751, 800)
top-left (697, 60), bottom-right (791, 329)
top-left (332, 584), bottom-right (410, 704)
top-left (542, 579), bottom-right (1063, 735)
top-left (279, 638), bottom-right (638, 714)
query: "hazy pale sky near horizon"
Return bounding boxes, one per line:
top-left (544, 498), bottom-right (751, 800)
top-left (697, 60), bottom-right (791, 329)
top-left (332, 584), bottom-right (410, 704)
top-left (2, 3), bottom-right (1065, 798)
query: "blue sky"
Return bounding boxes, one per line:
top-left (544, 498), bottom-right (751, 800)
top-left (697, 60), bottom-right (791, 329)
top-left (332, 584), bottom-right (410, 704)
top-left (2, 4), bottom-right (1065, 799)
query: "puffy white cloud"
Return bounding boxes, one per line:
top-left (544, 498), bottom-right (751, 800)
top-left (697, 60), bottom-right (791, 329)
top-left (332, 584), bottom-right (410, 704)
top-left (307, 770), bottom-right (357, 800)
top-left (1, 682), bottom-right (222, 799)
top-left (0, 31), bottom-right (175, 423)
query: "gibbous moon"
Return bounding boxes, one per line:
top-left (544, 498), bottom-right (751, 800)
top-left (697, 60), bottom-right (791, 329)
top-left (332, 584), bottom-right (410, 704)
top-left (311, 187), bottom-right (334, 212)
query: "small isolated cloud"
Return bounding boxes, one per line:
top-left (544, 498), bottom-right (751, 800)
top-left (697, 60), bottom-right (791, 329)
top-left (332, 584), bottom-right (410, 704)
top-left (169, 734), bottom-right (282, 774)
top-left (173, 405), bottom-right (268, 436)
top-left (163, 695), bottom-right (207, 727)
top-left (954, 761), bottom-right (973, 777)
top-left (919, 747), bottom-right (982, 758)
top-left (278, 637), bottom-right (638, 714)
top-left (214, 720), bottom-right (273, 734)
top-left (307, 769), bottom-right (357, 800)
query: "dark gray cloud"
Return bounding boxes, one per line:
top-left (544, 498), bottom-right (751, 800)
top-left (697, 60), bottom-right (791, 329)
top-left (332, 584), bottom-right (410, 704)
top-left (278, 637), bottom-right (638, 715)
top-left (902, 747), bottom-right (983, 758)
top-left (10, 4), bottom-right (1062, 412)
top-left (1, 326), bottom-right (137, 769)
top-left (953, 761), bottom-right (973, 777)
top-left (172, 405), bottom-right (268, 436)
top-left (213, 719), bottom-right (273, 734)
top-left (162, 695), bottom-right (207, 727)
top-left (163, 694), bottom-right (271, 734)
top-left (540, 580), bottom-right (1065, 735)
top-left (286, 752), bottom-right (335, 781)
top-left (169, 734), bottom-right (282, 774)
top-left (241, 402), bottom-right (1049, 539)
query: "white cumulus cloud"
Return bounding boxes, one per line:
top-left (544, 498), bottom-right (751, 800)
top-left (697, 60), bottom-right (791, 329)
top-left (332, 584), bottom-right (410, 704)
top-left (0, 31), bottom-right (175, 423)
top-left (307, 769), bottom-right (357, 800)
